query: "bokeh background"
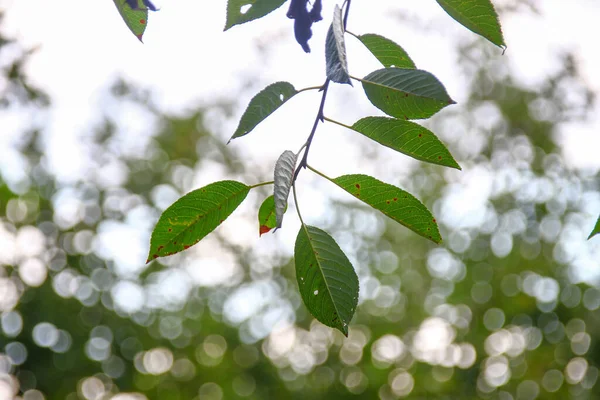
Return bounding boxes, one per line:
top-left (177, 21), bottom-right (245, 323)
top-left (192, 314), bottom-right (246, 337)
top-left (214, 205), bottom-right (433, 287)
top-left (1, 0), bottom-right (600, 399)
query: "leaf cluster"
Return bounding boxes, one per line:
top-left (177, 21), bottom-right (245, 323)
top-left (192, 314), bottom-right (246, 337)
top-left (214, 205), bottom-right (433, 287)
top-left (112, 0), bottom-right (600, 334)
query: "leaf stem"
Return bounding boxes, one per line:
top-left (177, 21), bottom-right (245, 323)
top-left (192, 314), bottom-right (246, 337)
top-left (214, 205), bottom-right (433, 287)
top-left (306, 164), bottom-right (334, 184)
top-left (292, 184), bottom-right (305, 226)
top-left (249, 181), bottom-right (274, 189)
top-left (342, 0), bottom-right (352, 28)
top-left (293, 0), bottom-right (353, 183)
top-left (345, 30), bottom-right (359, 40)
top-left (293, 79), bottom-right (330, 182)
top-left (323, 116), bottom-right (354, 131)
top-left (298, 85), bottom-right (324, 93)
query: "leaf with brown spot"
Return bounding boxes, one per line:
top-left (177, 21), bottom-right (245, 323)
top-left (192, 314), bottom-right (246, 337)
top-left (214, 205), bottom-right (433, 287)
top-left (332, 174), bottom-right (441, 243)
top-left (349, 117), bottom-right (460, 169)
top-left (295, 225), bottom-right (359, 336)
top-left (361, 68), bottom-right (455, 120)
top-left (113, 0), bottom-right (151, 42)
top-left (147, 181), bottom-right (249, 262)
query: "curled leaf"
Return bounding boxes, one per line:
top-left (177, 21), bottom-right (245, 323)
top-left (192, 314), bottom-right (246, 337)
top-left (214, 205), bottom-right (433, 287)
top-left (325, 5), bottom-right (351, 85)
top-left (274, 150), bottom-right (298, 229)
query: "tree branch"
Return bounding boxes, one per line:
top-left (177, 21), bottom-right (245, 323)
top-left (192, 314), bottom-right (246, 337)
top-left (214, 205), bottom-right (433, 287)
top-left (293, 0), bottom-right (352, 183)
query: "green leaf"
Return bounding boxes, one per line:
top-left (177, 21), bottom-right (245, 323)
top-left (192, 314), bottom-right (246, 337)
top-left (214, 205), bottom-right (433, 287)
top-left (225, 0), bottom-right (287, 30)
top-left (435, 0), bottom-right (505, 48)
top-left (356, 34), bottom-right (416, 69)
top-left (361, 68), bottom-right (455, 120)
top-left (332, 174), bottom-right (441, 243)
top-left (295, 225), bottom-right (359, 336)
top-left (147, 181), bottom-right (250, 262)
top-left (258, 195), bottom-right (279, 236)
top-left (350, 117), bottom-right (460, 169)
top-left (274, 150), bottom-right (297, 229)
top-left (325, 5), bottom-right (351, 85)
top-left (113, 0), bottom-right (150, 41)
top-left (229, 82), bottom-right (298, 142)
top-left (589, 215), bottom-right (600, 240)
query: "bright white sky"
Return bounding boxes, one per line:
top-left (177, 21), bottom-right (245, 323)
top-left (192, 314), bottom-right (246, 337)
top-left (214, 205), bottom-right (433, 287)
top-left (1, 0), bottom-right (599, 176)
top-left (1, 0), bottom-right (599, 286)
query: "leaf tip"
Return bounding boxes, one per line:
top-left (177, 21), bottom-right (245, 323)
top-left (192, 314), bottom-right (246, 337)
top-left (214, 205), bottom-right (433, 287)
top-left (259, 225), bottom-right (271, 236)
top-left (339, 324), bottom-right (349, 337)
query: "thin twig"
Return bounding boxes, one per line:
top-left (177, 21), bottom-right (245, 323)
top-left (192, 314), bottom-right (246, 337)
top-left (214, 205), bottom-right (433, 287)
top-left (293, 0), bottom-right (352, 183)
top-left (293, 79), bottom-right (330, 182)
top-left (248, 180), bottom-right (274, 189)
top-left (343, 0), bottom-right (351, 28)
top-left (292, 183), bottom-right (305, 226)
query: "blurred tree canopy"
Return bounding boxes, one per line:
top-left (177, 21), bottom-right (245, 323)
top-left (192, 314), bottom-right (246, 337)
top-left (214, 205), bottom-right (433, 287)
top-left (1, 6), bottom-right (600, 400)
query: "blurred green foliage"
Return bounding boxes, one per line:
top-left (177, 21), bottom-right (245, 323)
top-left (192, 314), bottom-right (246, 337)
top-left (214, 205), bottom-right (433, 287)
top-left (1, 8), bottom-right (599, 400)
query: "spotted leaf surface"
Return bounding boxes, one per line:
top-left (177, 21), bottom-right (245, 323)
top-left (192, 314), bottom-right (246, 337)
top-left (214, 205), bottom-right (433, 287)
top-left (357, 34), bottom-right (416, 69)
top-left (147, 181), bottom-right (249, 262)
top-left (325, 5), bottom-right (351, 85)
top-left (436, 0), bottom-right (505, 48)
top-left (225, 0), bottom-right (287, 30)
top-left (295, 225), bottom-right (359, 336)
top-left (350, 117), bottom-right (460, 169)
top-left (361, 68), bottom-right (455, 120)
top-left (113, 0), bottom-right (150, 41)
top-left (332, 174), bottom-right (441, 243)
top-left (230, 82), bottom-right (298, 142)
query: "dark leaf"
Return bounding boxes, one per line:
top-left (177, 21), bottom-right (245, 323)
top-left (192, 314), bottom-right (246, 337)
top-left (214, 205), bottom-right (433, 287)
top-left (295, 225), bottom-right (359, 336)
top-left (225, 0), bottom-right (287, 30)
top-left (229, 82), bottom-right (298, 142)
top-left (361, 68), bottom-right (455, 120)
top-left (325, 5), bottom-right (351, 85)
